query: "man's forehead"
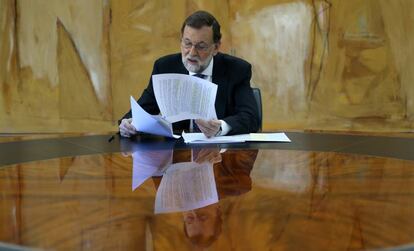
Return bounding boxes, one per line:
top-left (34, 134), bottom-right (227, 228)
top-left (182, 25), bottom-right (214, 42)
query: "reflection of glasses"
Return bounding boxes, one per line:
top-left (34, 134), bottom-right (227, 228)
top-left (183, 213), bottom-right (209, 223)
top-left (181, 39), bottom-right (213, 52)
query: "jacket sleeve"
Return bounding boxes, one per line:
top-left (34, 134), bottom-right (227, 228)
top-left (222, 63), bottom-right (260, 134)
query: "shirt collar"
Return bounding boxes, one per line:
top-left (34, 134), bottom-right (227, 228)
top-left (189, 57), bottom-right (214, 77)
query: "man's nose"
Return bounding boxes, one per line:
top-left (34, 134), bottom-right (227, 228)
top-left (189, 46), bottom-right (198, 56)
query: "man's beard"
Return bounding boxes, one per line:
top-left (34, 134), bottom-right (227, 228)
top-left (182, 54), bottom-right (213, 73)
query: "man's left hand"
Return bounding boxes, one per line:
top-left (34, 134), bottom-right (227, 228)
top-left (195, 119), bottom-right (221, 138)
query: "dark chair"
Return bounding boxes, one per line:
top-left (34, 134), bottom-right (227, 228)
top-left (252, 87), bottom-right (262, 132)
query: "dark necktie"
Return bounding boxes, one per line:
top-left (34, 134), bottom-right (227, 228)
top-left (191, 73), bottom-right (207, 132)
top-left (193, 73), bottom-right (206, 79)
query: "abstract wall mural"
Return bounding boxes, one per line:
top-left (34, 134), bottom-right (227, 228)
top-left (0, 0), bottom-right (413, 133)
top-left (231, 1), bottom-right (326, 120)
top-left (0, 0), bottom-right (111, 132)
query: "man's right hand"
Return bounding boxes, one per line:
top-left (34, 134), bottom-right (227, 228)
top-left (119, 118), bottom-right (138, 137)
top-left (193, 148), bottom-right (222, 164)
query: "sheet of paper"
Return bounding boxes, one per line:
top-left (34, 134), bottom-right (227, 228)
top-left (132, 149), bottom-right (173, 191)
top-left (154, 162), bottom-right (218, 214)
top-left (152, 74), bottom-right (218, 123)
top-left (249, 133), bottom-right (291, 142)
top-left (182, 132), bottom-right (248, 144)
top-left (130, 96), bottom-right (180, 138)
top-left (182, 132), bottom-right (291, 143)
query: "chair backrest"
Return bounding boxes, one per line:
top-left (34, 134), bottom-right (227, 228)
top-left (252, 87), bottom-right (262, 132)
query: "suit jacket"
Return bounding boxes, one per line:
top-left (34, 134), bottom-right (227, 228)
top-left (121, 52), bottom-right (259, 135)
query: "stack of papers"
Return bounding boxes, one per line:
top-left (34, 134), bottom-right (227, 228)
top-left (130, 73), bottom-right (218, 138)
top-left (182, 132), bottom-right (291, 144)
top-left (130, 97), bottom-right (180, 138)
top-left (152, 74), bottom-right (218, 122)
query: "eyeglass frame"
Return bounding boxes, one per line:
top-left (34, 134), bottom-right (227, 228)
top-left (181, 38), bottom-right (215, 52)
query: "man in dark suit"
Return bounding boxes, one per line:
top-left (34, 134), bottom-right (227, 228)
top-left (119, 10), bottom-right (259, 137)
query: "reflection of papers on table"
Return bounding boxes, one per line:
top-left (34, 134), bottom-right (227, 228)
top-left (132, 149), bottom-right (173, 190)
top-left (154, 162), bottom-right (219, 214)
top-left (130, 97), bottom-right (180, 138)
top-left (152, 73), bottom-right (218, 122)
top-left (182, 132), bottom-right (291, 144)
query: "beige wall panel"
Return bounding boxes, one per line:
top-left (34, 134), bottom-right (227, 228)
top-left (0, 0), bottom-right (18, 121)
top-left (0, 0), bottom-right (113, 133)
top-left (379, 0), bottom-right (414, 120)
top-left (309, 0), bottom-right (407, 131)
top-left (57, 20), bottom-right (110, 120)
top-left (17, 0), bottom-right (110, 101)
top-left (0, 0), bottom-right (61, 132)
top-left (230, 0), bottom-right (321, 128)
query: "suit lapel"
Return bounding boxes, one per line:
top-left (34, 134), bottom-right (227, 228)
top-left (176, 62), bottom-right (188, 74)
top-left (174, 55), bottom-right (188, 74)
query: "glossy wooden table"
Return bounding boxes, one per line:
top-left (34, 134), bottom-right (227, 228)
top-left (1, 133), bottom-right (414, 251)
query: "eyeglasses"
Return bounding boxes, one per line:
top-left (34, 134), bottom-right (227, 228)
top-left (181, 39), bottom-right (213, 52)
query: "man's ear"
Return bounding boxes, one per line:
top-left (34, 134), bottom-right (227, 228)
top-left (213, 42), bottom-right (221, 55)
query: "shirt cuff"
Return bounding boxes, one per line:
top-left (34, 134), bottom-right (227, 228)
top-left (218, 120), bottom-right (231, 136)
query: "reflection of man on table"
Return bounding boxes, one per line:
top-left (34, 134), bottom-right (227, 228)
top-left (119, 10), bottom-right (259, 138)
top-left (150, 148), bottom-right (258, 248)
